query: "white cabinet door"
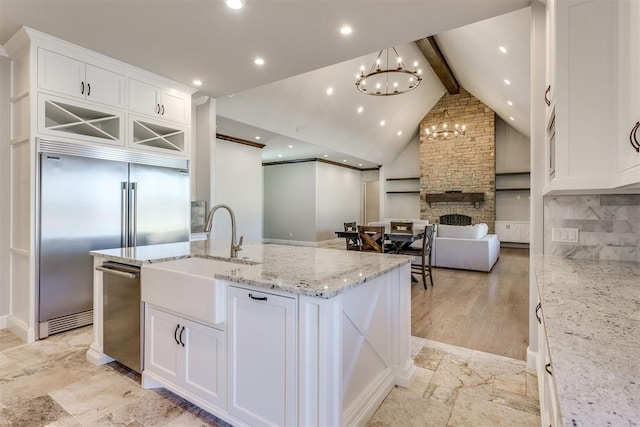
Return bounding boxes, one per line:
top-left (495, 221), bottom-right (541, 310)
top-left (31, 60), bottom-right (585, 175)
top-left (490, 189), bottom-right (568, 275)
top-left (38, 48), bottom-right (85, 101)
top-left (616, 0), bottom-right (640, 181)
top-left (85, 64), bottom-right (126, 108)
top-left (227, 286), bottom-right (296, 427)
top-left (129, 79), bottom-right (189, 124)
top-left (145, 306), bottom-right (181, 384)
top-left (182, 319), bottom-right (226, 408)
top-left (129, 79), bottom-right (161, 118)
top-left (38, 48), bottom-right (125, 109)
top-left (145, 305), bottom-right (225, 407)
top-left (495, 222), bottom-right (508, 242)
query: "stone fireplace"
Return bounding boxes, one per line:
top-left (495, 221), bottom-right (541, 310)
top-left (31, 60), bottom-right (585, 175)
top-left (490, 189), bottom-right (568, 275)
top-left (419, 88), bottom-right (496, 232)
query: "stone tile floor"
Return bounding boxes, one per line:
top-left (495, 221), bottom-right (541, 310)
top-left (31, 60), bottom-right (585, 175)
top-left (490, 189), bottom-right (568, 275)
top-left (1, 327), bottom-right (539, 426)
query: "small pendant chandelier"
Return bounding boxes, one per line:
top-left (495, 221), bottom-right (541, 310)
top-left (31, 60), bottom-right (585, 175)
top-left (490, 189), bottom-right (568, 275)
top-left (425, 96), bottom-right (466, 139)
top-left (355, 47), bottom-right (422, 96)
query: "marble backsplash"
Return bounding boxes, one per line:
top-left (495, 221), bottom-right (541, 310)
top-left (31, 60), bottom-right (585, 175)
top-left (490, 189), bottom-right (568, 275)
top-left (544, 194), bottom-right (640, 262)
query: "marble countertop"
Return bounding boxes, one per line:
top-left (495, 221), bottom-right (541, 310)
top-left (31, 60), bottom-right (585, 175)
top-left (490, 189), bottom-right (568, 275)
top-left (91, 240), bottom-right (413, 299)
top-left (534, 255), bottom-right (640, 426)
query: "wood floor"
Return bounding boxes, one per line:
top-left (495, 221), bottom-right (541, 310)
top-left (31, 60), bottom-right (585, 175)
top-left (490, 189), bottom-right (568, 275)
top-left (411, 247), bottom-right (530, 361)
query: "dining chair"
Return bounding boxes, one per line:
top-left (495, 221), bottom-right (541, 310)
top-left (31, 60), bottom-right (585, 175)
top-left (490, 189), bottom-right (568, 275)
top-left (357, 225), bottom-right (385, 253)
top-left (399, 224), bottom-right (436, 288)
top-left (343, 221), bottom-right (361, 251)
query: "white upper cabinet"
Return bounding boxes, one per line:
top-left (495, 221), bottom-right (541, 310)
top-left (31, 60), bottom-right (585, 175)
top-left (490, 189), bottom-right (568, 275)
top-left (129, 79), bottom-right (190, 124)
top-left (544, 0), bottom-right (640, 193)
top-left (38, 48), bottom-right (125, 109)
top-left (616, 0), bottom-right (640, 185)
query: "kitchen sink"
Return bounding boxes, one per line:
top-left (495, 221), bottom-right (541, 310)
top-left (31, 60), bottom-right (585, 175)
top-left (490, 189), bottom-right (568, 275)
top-left (141, 257), bottom-right (246, 325)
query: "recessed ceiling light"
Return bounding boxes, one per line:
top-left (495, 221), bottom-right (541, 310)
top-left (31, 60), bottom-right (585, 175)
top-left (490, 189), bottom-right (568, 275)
top-left (509, 116), bottom-right (515, 121)
top-left (193, 79), bottom-right (202, 86)
top-left (358, 163), bottom-right (363, 167)
top-left (277, 154), bottom-right (283, 158)
top-left (504, 79), bottom-right (511, 85)
top-left (343, 160), bottom-right (348, 163)
top-left (507, 100), bottom-right (513, 106)
top-left (340, 26), bottom-right (352, 35)
top-left (254, 57), bottom-right (265, 66)
top-left (380, 120), bottom-right (386, 126)
top-left (326, 87), bottom-right (334, 95)
top-left (323, 154), bottom-right (329, 158)
top-left (255, 136), bottom-right (261, 140)
top-left (357, 106), bottom-right (364, 113)
top-left (225, 0), bottom-right (244, 10)
top-left (288, 145), bottom-right (293, 148)
top-left (397, 130), bottom-right (402, 136)
top-left (499, 46), bottom-right (508, 54)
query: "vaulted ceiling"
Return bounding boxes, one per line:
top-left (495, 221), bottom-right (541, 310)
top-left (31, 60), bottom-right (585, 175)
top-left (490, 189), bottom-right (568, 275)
top-left (0, 0), bottom-right (531, 168)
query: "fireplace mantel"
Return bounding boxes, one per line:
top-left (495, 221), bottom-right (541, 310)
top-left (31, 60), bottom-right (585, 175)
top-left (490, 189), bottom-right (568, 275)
top-left (425, 192), bottom-right (485, 208)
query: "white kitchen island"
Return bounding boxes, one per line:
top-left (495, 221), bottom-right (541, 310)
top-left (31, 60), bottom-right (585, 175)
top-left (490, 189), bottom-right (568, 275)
top-left (88, 240), bottom-right (415, 426)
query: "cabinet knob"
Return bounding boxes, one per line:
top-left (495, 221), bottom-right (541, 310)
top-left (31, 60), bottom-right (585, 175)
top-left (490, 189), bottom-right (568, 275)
top-left (174, 324), bottom-right (180, 345)
top-left (544, 85), bottom-right (551, 107)
top-left (630, 121), bottom-right (639, 153)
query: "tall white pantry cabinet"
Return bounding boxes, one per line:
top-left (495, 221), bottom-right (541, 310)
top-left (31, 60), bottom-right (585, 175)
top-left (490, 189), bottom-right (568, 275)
top-left (4, 27), bottom-right (194, 341)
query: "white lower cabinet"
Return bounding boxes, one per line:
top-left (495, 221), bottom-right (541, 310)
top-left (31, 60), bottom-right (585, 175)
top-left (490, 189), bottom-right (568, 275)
top-left (227, 285), bottom-right (296, 426)
top-left (144, 305), bottom-right (226, 408)
top-left (495, 221), bottom-right (530, 243)
top-left (536, 300), bottom-right (562, 426)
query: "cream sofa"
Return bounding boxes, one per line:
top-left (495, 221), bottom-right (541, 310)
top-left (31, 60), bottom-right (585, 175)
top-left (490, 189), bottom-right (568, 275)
top-left (433, 224), bottom-right (500, 272)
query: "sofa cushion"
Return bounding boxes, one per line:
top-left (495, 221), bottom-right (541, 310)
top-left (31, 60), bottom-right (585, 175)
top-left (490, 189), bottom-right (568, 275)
top-left (437, 223), bottom-right (488, 240)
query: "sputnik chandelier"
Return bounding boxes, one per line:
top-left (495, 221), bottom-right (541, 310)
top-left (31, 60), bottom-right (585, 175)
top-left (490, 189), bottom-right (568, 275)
top-left (425, 96), bottom-right (466, 140)
top-left (355, 47), bottom-right (422, 96)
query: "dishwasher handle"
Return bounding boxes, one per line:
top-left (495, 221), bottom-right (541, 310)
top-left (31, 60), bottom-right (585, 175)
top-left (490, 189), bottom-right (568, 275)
top-left (96, 263), bottom-right (140, 279)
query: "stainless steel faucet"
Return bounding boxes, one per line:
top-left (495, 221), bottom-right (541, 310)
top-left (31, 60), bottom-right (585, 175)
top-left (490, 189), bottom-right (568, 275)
top-left (203, 204), bottom-right (243, 258)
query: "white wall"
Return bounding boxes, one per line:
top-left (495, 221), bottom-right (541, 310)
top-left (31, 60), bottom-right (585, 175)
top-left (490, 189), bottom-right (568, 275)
top-left (496, 117), bottom-right (531, 222)
top-left (263, 162), bottom-right (316, 242)
top-left (382, 137), bottom-right (421, 219)
top-left (315, 162), bottom-right (361, 241)
top-left (213, 138), bottom-right (264, 243)
top-left (194, 97), bottom-right (215, 202)
top-left (0, 54), bottom-right (10, 322)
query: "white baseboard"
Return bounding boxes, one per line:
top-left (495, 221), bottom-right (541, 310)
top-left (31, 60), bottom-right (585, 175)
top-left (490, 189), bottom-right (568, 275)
top-left (86, 344), bottom-right (114, 366)
top-left (391, 358), bottom-right (417, 388)
top-left (343, 368), bottom-right (394, 427)
top-left (527, 346), bottom-right (538, 373)
top-left (0, 314), bottom-right (7, 329)
top-left (7, 315), bottom-right (35, 342)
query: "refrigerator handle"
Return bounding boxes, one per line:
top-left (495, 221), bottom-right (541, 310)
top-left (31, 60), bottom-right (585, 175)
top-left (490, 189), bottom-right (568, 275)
top-left (121, 182), bottom-right (129, 247)
top-left (130, 182), bottom-right (138, 247)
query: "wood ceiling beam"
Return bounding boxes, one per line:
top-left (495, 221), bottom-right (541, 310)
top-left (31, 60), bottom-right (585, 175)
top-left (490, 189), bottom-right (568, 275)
top-left (415, 36), bottom-right (460, 95)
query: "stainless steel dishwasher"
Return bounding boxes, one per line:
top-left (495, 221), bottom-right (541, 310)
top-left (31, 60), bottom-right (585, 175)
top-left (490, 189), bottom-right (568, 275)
top-left (96, 261), bottom-right (142, 373)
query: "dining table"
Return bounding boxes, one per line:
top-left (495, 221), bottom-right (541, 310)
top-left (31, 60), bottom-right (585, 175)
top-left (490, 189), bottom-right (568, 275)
top-left (334, 229), bottom-right (425, 254)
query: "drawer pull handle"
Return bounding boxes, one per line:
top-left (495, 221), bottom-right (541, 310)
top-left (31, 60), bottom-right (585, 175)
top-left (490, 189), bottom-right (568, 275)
top-left (179, 326), bottom-right (185, 347)
top-left (630, 121), bottom-right (639, 153)
top-left (161, 104), bottom-right (165, 115)
top-left (545, 363), bottom-right (553, 376)
top-left (157, 103), bottom-right (161, 114)
top-left (535, 302), bottom-right (542, 324)
top-left (81, 81), bottom-right (85, 95)
top-left (249, 293), bottom-right (267, 301)
top-left (87, 83), bottom-right (91, 96)
top-left (544, 85), bottom-right (551, 106)
top-left (174, 324), bottom-right (180, 345)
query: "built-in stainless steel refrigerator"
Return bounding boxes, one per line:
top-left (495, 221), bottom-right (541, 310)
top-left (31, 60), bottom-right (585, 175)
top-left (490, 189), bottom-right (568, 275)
top-left (38, 139), bottom-right (189, 338)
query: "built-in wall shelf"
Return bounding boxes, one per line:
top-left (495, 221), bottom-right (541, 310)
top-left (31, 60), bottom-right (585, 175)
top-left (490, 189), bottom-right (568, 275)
top-left (496, 172), bottom-right (531, 192)
top-left (495, 171), bottom-right (530, 176)
top-left (386, 177), bottom-right (420, 181)
top-left (386, 191), bottom-right (420, 194)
